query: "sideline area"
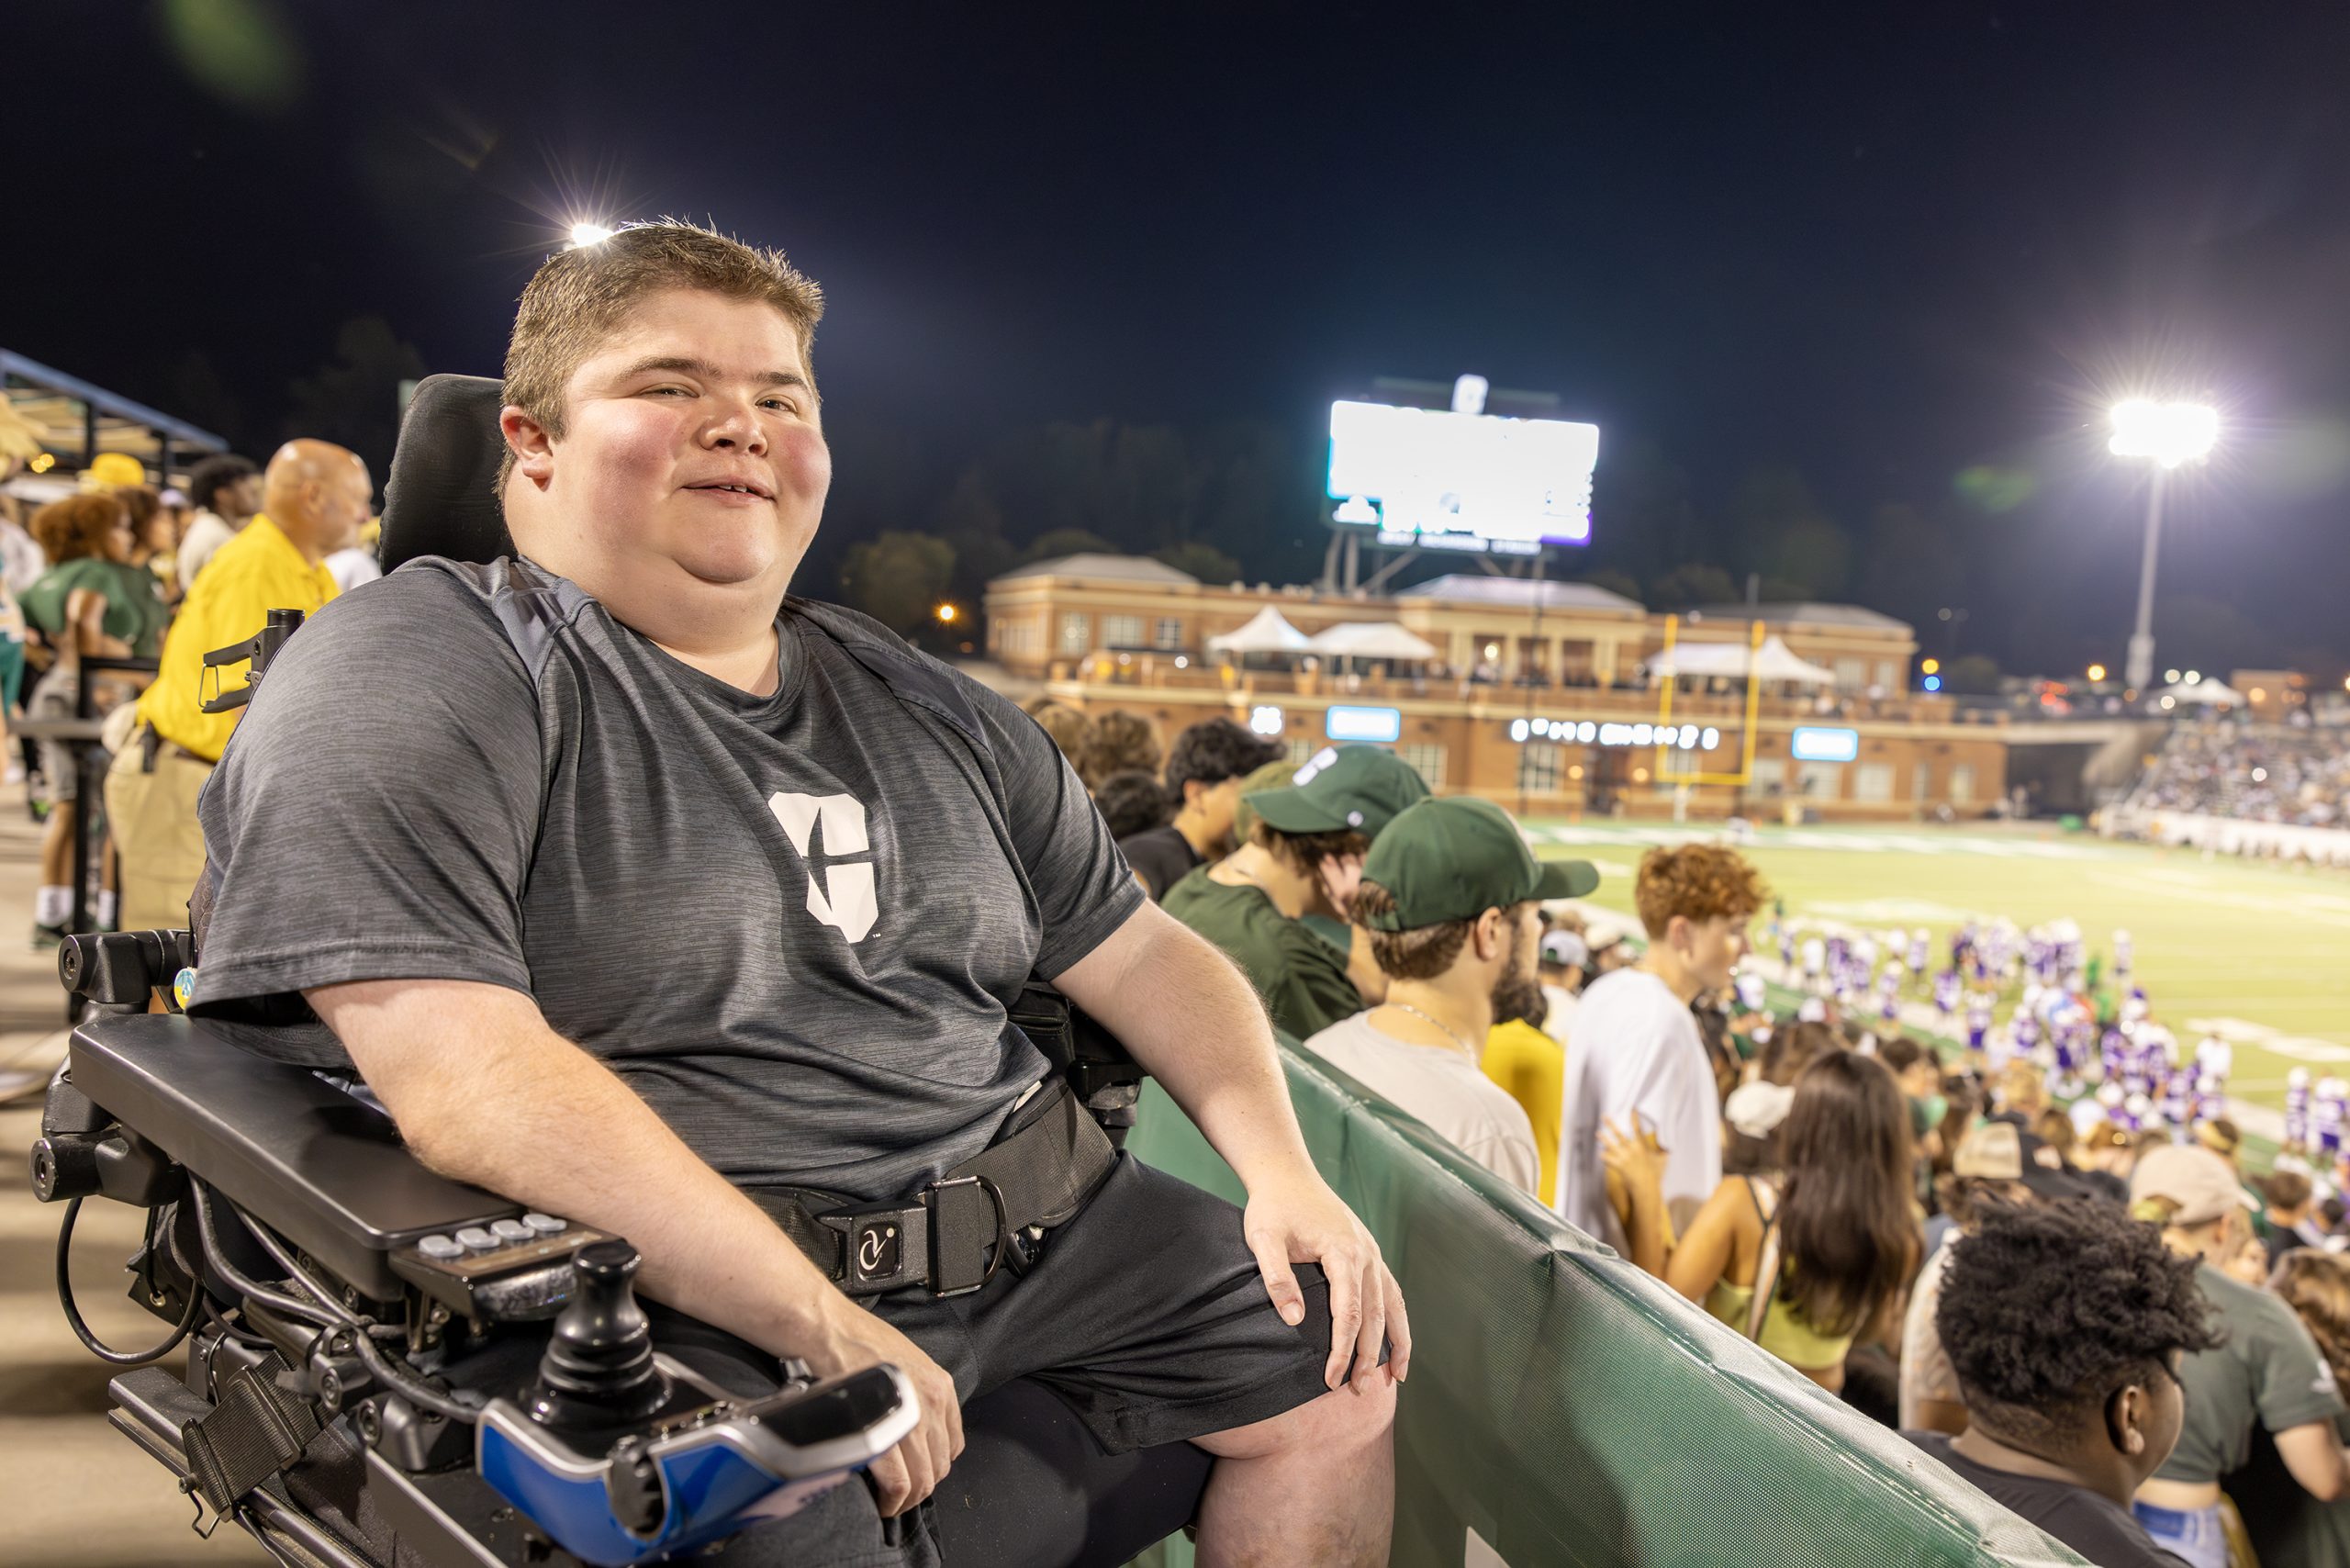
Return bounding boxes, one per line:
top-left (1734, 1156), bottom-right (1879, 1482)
top-left (0, 781), bottom-right (267, 1566)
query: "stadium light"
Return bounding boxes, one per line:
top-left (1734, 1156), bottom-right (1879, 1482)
top-left (934, 603), bottom-right (957, 623)
top-left (568, 220), bottom-right (617, 249)
top-left (2109, 398), bottom-right (2220, 692)
top-left (2109, 400), bottom-right (2219, 468)
top-left (2087, 664), bottom-right (2108, 682)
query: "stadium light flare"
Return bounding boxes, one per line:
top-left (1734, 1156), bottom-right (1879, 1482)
top-left (2087, 663), bottom-right (2107, 682)
top-left (568, 220), bottom-right (617, 249)
top-left (2109, 398), bottom-right (2221, 692)
top-left (2109, 400), bottom-right (2219, 468)
top-left (934, 603), bottom-right (957, 623)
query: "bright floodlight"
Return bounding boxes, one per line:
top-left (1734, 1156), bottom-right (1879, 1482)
top-left (568, 220), bottom-right (616, 249)
top-left (2109, 399), bottom-right (2219, 468)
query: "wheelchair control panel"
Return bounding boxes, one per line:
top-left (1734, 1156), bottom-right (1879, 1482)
top-left (38, 931), bottom-right (919, 1567)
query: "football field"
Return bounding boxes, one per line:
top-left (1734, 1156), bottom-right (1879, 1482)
top-left (1523, 819), bottom-right (2350, 1124)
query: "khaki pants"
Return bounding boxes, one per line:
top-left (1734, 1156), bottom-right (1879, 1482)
top-left (104, 735), bottom-right (213, 933)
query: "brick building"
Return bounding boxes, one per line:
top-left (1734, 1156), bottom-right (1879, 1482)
top-left (981, 554), bottom-right (2011, 821)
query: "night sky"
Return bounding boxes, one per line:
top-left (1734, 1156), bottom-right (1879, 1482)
top-left (15, 3), bottom-right (2350, 677)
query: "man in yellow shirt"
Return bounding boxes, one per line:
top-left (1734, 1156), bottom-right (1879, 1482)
top-left (105, 440), bottom-right (366, 930)
top-left (1483, 1016), bottom-right (1564, 1210)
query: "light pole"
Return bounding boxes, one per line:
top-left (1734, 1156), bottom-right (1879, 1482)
top-left (2108, 399), bottom-right (2218, 692)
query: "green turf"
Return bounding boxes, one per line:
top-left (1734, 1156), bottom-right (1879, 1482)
top-left (1523, 820), bottom-right (2350, 1117)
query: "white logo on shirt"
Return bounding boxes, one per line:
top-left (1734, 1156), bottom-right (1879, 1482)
top-left (767, 792), bottom-right (878, 943)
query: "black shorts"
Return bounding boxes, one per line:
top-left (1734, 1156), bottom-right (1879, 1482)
top-left (639, 1153), bottom-right (1341, 1567)
top-left (874, 1150), bottom-right (1339, 1453)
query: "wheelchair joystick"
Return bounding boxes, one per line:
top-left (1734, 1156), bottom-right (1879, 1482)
top-left (526, 1240), bottom-right (669, 1430)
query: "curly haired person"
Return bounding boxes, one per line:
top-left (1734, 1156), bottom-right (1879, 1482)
top-left (1557, 841), bottom-right (1766, 1239)
top-left (1914, 1199), bottom-right (2221, 1568)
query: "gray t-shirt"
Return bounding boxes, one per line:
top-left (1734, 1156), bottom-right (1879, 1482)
top-left (192, 556), bottom-right (1143, 1205)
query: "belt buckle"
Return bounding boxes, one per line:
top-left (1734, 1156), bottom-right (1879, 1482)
top-left (818, 1202), bottom-right (927, 1295)
top-left (925, 1175), bottom-right (1011, 1299)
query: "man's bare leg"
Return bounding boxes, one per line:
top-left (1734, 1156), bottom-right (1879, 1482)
top-left (1191, 1375), bottom-right (1395, 1568)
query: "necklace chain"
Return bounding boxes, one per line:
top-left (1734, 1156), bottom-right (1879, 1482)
top-left (1383, 1001), bottom-right (1482, 1062)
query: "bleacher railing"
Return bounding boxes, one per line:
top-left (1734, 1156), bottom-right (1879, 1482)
top-left (1126, 1045), bottom-right (2088, 1568)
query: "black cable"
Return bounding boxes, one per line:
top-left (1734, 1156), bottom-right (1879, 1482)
top-left (202, 1175), bottom-right (476, 1419)
top-left (55, 1197), bottom-right (204, 1365)
top-left (345, 1324), bottom-right (476, 1425)
top-left (186, 1180), bottom-right (347, 1330)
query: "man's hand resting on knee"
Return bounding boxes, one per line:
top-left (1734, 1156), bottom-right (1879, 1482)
top-left (1243, 1169), bottom-right (1410, 1391)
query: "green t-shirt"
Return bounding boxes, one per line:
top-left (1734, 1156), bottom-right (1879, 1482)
top-left (2155, 1261), bottom-right (2347, 1484)
top-left (18, 557), bottom-right (168, 660)
top-left (2232, 1412), bottom-right (2350, 1568)
top-left (1162, 867), bottom-right (1361, 1040)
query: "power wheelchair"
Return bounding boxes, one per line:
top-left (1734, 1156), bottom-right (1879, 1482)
top-left (28, 375), bottom-right (1210, 1567)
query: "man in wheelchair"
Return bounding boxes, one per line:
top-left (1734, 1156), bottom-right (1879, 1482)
top-left (42, 220), bottom-right (1404, 1567)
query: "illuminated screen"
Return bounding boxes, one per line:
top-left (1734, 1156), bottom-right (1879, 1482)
top-left (1326, 400), bottom-right (1598, 549)
top-left (1325, 705), bottom-right (1403, 744)
top-left (1790, 726), bottom-right (1861, 763)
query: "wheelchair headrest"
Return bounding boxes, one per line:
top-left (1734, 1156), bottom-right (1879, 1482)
top-left (380, 374), bottom-right (513, 573)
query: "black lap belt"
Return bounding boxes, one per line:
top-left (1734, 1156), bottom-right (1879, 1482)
top-left (773, 1081), bottom-right (1117, 1298)
top-left (182, 1359), bottom-right (319, 1526)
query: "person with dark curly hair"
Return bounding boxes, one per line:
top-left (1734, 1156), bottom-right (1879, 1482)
top-left (178, 452), bottom-right (263, 587)
top-left (1914, 1199), bottom-right (2221, 1568)
top-left (1117, 716), bottom-right (1286, 900)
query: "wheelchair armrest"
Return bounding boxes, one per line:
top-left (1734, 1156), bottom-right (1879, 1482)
top-left (66, 1013), bottom-right (518, 1299)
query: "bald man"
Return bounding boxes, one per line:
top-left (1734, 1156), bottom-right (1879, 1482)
top-left (106, 440), bottom-right (367, 932)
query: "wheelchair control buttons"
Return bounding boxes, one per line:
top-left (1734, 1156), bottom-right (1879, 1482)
top-left (455, 1226), bottom-right (499, 1253)
top-left (491, 1218), bottom-right (534, 1243)
top-left (418, 1234), bottom-right (465, 1261)
top-left (523, 1212), bottom-right (566, 1235)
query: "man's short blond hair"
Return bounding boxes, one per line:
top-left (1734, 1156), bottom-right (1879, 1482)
top-left (499, 220), bottom-right (824, 485)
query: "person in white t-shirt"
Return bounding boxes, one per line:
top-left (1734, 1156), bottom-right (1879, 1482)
top-left (177, 453), bottom-right (263, 588)
top-left (1538, 925), bottom-right (1587, 1044)
top-left (1557, 841), bottom-right (1766, 1244)
top-left (1302, 796), bottom-right (1600, 1199)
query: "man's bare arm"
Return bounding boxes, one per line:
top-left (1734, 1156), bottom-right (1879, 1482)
top-left (1051, 902), bottom-right (1412, 1385)
top-left (304, 977), bottom-right (962, 1517)
top-left (1051, 904), bottom-right (1311, 1193)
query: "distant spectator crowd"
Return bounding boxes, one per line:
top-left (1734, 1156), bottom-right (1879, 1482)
top-left (2127, 718), bottom-right (2350, 828)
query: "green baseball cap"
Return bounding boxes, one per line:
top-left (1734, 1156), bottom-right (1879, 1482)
top-left (1245, 744), bottom-right (1431, 839)
top-left (1359, 797), bottom-right (1601, 931)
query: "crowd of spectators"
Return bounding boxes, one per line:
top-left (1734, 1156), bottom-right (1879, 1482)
top-left (1034, 722), bottom-right (2350, 1564)
top-left (0, 438), bottom-right (376, 943)
top-left (2127, 718), bottom-right (2350, 828)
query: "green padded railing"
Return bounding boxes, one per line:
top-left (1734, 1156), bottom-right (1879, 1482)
top-left (1125, 1044), bottom-right (2089, 1568)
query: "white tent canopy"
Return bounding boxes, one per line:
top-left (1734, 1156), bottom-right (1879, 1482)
top-left (1206, 606), bottom-right (1313, 655)
top-left (1650, 634), bottom-right (1837, 686)
top-left (2155, 678), bottom-right (2246, 707)
top-left (1305, 622), bottom-right (1438, 661)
